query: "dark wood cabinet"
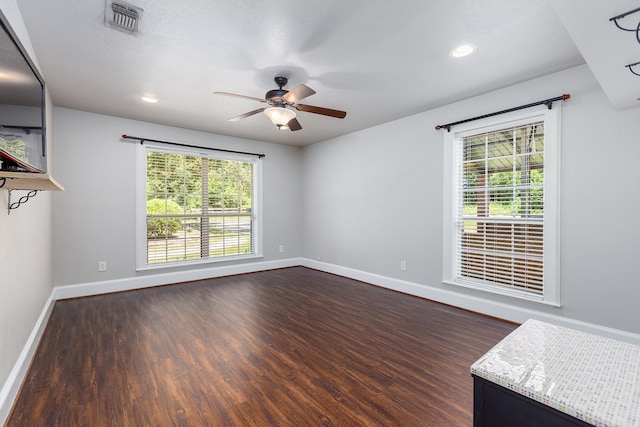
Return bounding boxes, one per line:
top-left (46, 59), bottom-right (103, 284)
top-left (473, 375), bottom-right (592, 427)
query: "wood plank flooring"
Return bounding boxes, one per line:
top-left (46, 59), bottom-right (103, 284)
top-left (7, 267), bottom-right (517, 426)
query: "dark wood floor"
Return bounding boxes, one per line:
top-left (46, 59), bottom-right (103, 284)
top-left (7, 267), bottom-right (517, 426)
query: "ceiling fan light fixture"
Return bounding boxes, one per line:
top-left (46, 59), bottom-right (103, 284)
top-left (264, 106), bottom-right (296, 127)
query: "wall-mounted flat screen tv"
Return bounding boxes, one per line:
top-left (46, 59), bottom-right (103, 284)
top-left (0, 10), bottom-right (46, 173)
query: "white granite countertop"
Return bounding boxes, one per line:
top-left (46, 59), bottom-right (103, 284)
top-left (471, 319), bottom-right (640, 427)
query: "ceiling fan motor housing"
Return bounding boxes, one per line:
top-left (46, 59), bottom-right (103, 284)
top-left (265, 89), bottom-right (289, 106)
top-left (266, 77), bottom-right (290, 107)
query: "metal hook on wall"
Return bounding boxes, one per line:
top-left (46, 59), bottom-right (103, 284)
top-left (610, 6), bottom-right (640, 44)
top-left (626, 61), bottom-right (640, 77)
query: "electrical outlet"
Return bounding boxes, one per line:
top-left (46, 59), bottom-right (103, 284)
top-left (400, 260), bottom-right (407, 271)
top-left (279, 245), bottom-right (284, 253)
top-left (98, 261), bottom-right (107, 272)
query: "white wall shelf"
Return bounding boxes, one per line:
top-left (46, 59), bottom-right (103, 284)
top-left (0, 171), bottom-right (64, 191)
top-left (0, 172), bottom-right (64, 214)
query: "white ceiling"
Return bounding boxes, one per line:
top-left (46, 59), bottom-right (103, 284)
top-left (12, 0), bottom-right (633, 147)
top-left (551, 0), bottom-right (640, 111)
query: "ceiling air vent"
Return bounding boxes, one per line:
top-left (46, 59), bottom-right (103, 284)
top-left (105, 0), bottom-right (143, 35)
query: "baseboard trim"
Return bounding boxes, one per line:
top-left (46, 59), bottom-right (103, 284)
top-left (0, 290), bottom-right (56, 425)
top-left (54, 258), bottom-right (304, 300)
top-left (300, 258), bottom-right (640, 346)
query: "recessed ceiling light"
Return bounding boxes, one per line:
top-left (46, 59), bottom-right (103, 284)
top-left (450, 44), bottom-right (477, 58)
top-left (141, 96), bottom-right (159, 103)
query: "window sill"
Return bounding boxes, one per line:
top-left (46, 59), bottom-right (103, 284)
top-left (443, 279), bottom-right (561, 307)
top-left (137, 253), bottom-right (264, 272)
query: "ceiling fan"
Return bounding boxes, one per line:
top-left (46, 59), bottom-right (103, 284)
top-left (214, 76), bottom-right (347, 131)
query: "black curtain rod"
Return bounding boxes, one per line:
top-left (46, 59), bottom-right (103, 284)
top-left (121, 134), bottom-right (266, 158)
top-left (435, 94), bottom-right (570, 132)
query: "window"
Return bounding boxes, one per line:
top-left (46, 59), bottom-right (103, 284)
top-left (443, 107), bottom-right (560, 305)
top-left (137, 143), bottom-right (262, 269)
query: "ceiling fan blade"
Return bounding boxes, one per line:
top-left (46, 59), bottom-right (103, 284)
top-left (295, 104), bottom-right (347, 119)
top-left (287, 117), bottom-right (302, 131)
top-left (283, 84), bottom-right (316, 103)
top-left (229, 108), bottom-right (265, 122)
top-left (214, 91), bottom-right (266, 103)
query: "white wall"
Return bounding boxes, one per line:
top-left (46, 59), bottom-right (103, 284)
top-left (302, 64), bottom-right (640, 336)
top-left (0, 0), bottom-right (54, 402)
top-left (52, 108), bottom-right (303, 286)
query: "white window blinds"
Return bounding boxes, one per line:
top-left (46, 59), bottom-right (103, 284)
top-left (443, 106), bottom-right (560, 305)
top-left (139, 145), bottom-right (260, 268)
top-left (456, 122), bottom-right (544, 294)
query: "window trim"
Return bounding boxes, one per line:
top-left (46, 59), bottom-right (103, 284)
top-left (442, 106), bottom-right (561, 306)
top-left (136, 142), bottom-right (263, 271)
